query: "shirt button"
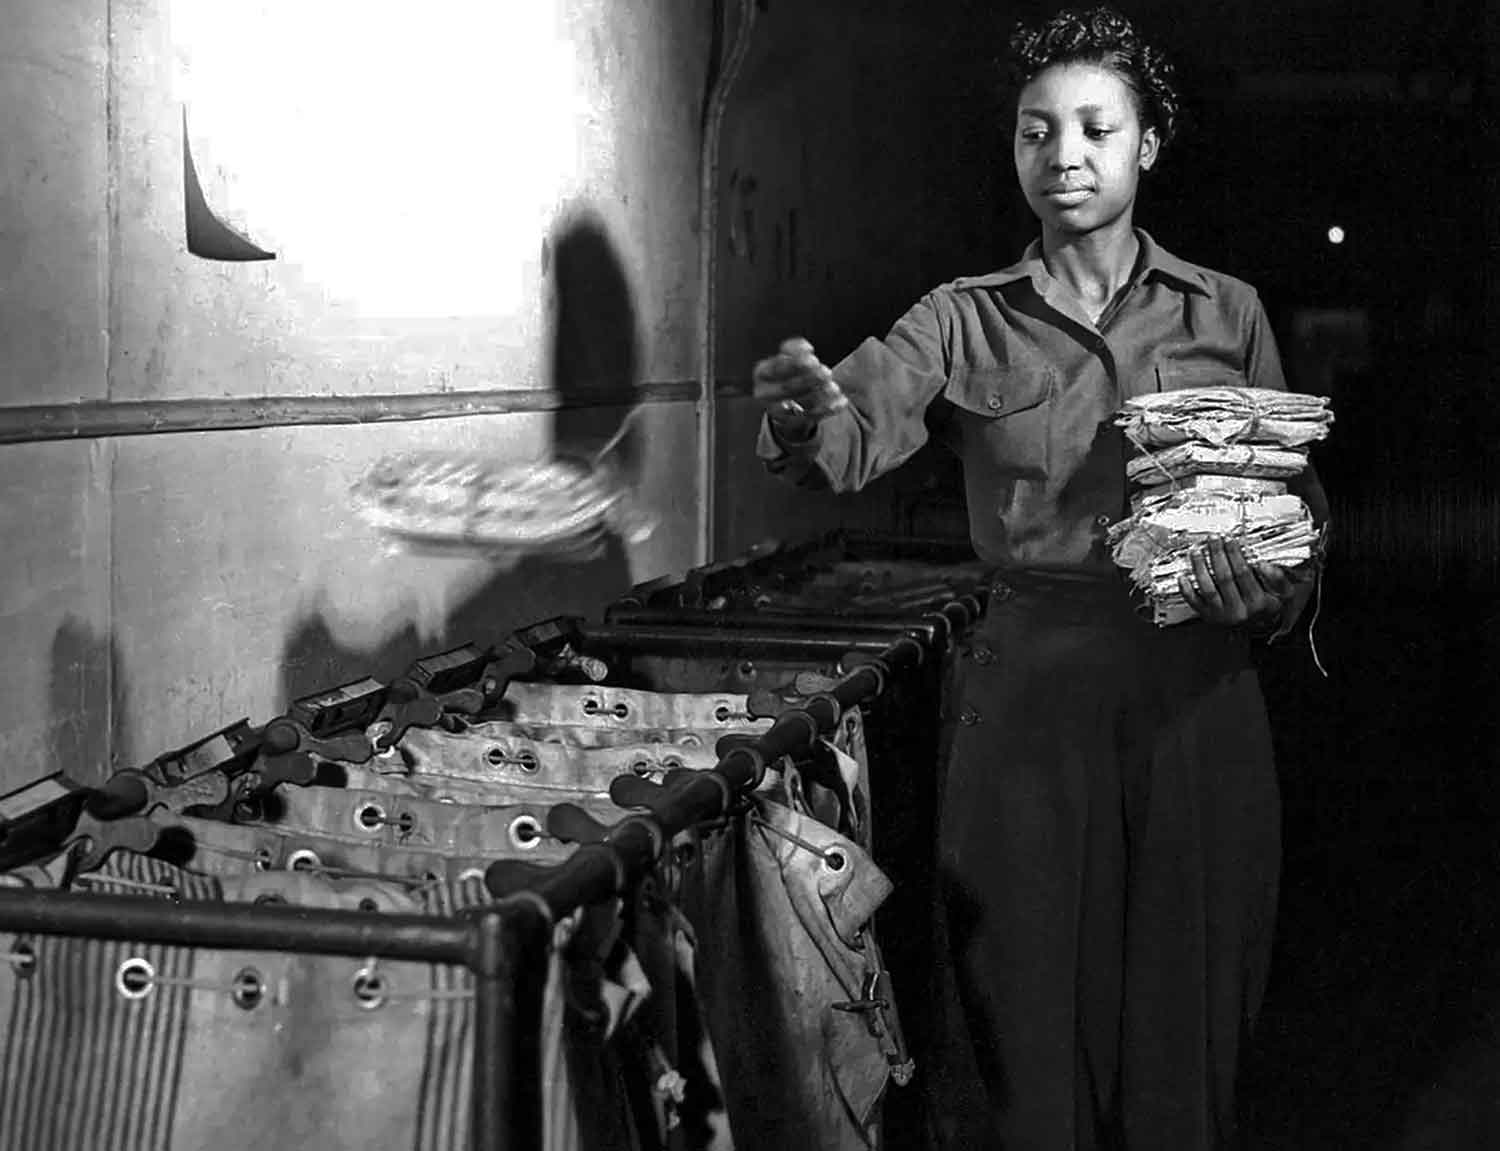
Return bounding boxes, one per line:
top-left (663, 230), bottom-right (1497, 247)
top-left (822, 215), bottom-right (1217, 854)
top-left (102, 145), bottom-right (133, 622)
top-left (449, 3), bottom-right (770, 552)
top-left (986, 395), bottom-right (1004, 411)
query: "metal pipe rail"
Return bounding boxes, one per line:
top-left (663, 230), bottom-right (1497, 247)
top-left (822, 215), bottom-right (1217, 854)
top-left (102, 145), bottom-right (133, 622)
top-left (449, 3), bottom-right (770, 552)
top-left (601, 605), bottom-right (950, 648)
top-left (602, 598), bottom-right (983, 647)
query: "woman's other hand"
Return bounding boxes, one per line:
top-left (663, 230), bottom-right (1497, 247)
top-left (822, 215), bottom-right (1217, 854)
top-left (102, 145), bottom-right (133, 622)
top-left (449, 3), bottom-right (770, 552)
top-left (752, 338), bottom-right (848, 443)
top-left (1179, 538), bottom-right (1297, 632)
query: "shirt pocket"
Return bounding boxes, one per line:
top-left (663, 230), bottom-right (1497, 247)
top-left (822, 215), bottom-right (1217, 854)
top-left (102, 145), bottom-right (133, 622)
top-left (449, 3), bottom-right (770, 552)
top-left (942, 362), bottom-right (1055, 478)
top-left (1153, 360), bottom-right (1250, 393)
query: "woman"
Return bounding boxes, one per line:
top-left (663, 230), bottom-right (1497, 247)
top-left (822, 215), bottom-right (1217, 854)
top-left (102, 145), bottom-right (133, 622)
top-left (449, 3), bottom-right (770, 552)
top-left (753, 7), bottom-right (1329, 1149)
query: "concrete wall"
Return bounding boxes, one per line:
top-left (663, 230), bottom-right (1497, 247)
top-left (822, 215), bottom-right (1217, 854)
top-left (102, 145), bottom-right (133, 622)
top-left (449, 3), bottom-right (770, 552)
top-left (1, 0), bottom-right (711, 789)
top-left (0, 0), bottom-right (114, 786)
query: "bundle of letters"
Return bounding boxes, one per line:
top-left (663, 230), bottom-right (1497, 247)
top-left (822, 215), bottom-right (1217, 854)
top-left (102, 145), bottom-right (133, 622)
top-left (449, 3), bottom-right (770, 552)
top-left (1109, 386), bottom-right (1334, 626)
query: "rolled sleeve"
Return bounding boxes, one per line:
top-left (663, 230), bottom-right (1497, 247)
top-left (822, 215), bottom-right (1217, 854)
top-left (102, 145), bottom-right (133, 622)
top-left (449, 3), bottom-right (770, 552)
top-left (756, 415), bottom-right (831, 489)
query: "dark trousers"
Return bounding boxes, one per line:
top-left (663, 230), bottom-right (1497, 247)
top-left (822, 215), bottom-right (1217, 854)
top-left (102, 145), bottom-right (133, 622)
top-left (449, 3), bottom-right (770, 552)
top-left (929, 574), bottom-right (1280, 1151)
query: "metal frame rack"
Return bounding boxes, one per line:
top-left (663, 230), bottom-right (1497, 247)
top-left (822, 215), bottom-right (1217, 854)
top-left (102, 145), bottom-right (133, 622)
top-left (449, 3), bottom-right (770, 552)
top-left (0, 536), bottom-right (985, 1151)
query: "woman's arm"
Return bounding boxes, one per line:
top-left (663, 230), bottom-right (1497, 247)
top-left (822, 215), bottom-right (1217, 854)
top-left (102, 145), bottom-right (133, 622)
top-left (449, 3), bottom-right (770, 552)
top-left (754, 293), bottom-right (951, 493)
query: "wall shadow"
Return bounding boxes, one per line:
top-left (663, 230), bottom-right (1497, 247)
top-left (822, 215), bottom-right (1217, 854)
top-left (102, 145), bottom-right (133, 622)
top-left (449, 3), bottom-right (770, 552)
top-left (48, 615), bottom-right (123, 788)
top-left (279, 207), bottom-right (645, 703)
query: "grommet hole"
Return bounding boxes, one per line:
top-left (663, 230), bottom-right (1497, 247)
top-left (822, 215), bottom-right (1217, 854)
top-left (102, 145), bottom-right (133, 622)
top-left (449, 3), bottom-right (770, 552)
top-left (357, 803), bottom-right (386, 831)
top-left (116, 957), bottom-right (155, 1000)
top-left (353, 969), bottom-right (387, 1010)
top-left (231, 967), bottom-right (264, 1010)
top-left (9, 941), bottom-right (36, 978)
top-left (287, 849), bottom-right (321, 872)
top-left (509, 815), bottom-right (543, 850)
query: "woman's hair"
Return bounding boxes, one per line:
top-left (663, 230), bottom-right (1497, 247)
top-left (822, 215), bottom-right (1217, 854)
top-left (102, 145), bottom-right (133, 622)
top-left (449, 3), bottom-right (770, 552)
top-left (1003, 6), bottom-right (1183, 150)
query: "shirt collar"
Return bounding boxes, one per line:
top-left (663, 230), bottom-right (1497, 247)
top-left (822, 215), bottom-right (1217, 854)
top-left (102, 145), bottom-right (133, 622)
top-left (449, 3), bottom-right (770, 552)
top-left (954, 229), bottom-right (1213, 298)
top-left (1134, 229), bottom-right (1213, 297)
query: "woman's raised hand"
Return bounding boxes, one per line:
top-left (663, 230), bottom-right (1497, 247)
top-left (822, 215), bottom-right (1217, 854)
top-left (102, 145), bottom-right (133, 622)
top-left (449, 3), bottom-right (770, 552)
top-left (752, 338), bottom-right (848, 441)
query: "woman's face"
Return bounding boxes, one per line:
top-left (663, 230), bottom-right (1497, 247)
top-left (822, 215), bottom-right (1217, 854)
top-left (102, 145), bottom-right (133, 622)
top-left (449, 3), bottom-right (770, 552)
top-left (1013, 62), bottom-right (1159, 237)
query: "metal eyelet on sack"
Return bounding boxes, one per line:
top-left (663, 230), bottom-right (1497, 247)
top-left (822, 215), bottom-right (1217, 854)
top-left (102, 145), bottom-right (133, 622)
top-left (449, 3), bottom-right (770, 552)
top-left (612, 702), bottom-right (630, 720)
top-left (457, 867), bottom-right (486, 884)
top-left (581, 697), bottom-right (601, 716)
top-left (661, 755), bottom-right (684, 771)
top-left (508, 815), bottom-right (543, 851)
top-left (823, 849), bottom-right (847, 873)
top-left (677, 733), bottom-right (702, 748)
top-left (357, 897), bottom-right (381, 913)
top-left (484, 745), bottom-right (507, 767)
top-left (514, 749), bottom-right (539, 774)
top-left (231, 967), bottom-right (265, 1010)
top-left (356, 802), bottom-right (387, 832)
top-left (9, 940), bottom-right (36, 978)
top-left (116, 957), bottom-right (155, 1000)
top-left (714, 703), bottom-right (733, 723)
top-left (287, 849), bottom-right (321, 872)
top-left (253, 847), bottom-right (275, 872)
top-left (352, 967), bottom-right (387, 1010)
top-left (630, 757), bottom-right (654, 777)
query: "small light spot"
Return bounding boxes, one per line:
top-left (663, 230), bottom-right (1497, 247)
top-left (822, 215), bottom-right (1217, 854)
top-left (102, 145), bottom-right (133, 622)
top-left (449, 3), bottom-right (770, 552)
top-left (1327, 225), bottom-right (1346, 245)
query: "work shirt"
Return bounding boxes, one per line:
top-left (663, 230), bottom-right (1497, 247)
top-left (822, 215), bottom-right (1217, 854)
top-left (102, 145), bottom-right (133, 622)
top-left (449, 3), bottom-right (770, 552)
top-left (758, 229), bottom-right (1330, 575)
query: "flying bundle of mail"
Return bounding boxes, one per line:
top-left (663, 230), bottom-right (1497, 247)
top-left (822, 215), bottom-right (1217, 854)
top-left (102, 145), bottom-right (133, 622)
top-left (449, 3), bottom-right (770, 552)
top-left (1109, 386), bottom-right (1334, 625)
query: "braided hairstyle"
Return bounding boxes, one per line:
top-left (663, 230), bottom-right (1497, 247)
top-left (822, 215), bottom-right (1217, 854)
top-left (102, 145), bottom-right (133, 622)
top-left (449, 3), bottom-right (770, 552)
top-left (1003, 6), bottom-right (1183, 154)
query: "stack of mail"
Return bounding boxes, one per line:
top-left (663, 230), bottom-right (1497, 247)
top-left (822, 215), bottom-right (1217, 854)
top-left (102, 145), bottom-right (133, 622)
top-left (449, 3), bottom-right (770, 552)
top-left (1124, 442), bottom-right (1310, 487)
top-left (1118, 386), bottom-right (1333, 488)
top-left (1117, 386), bottom-right (1333, 449)
top-left (1112, 386), bottom-right (1332, 625)
top-left (1108, 486), bottom-right (1321, 625)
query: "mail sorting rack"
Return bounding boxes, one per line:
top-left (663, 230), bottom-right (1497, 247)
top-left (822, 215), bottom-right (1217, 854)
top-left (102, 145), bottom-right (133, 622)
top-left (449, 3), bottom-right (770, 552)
top-left (0, 616), bottom-right (968, 1151)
